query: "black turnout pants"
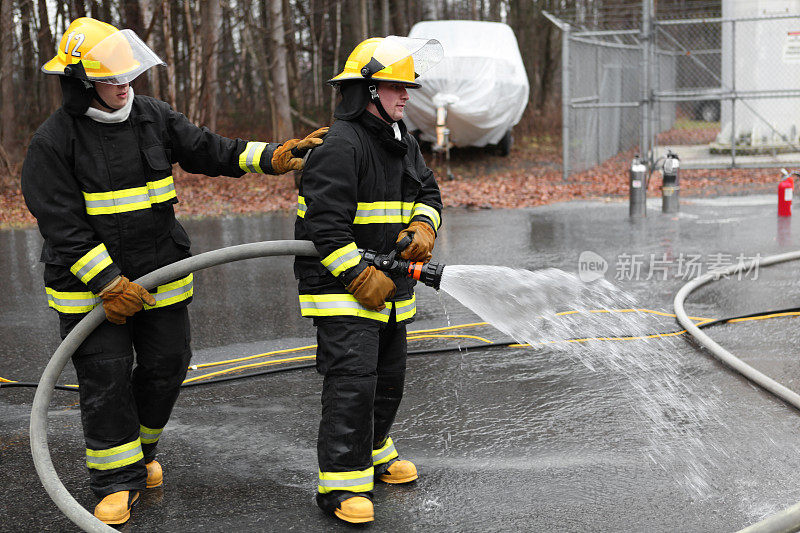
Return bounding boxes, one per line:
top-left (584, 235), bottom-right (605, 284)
top-left (314, 311), bottom-right (407, 506)
top-left (60, 306), bottom-right (192, 498)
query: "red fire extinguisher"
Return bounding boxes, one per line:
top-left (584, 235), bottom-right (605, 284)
top-left (778, 170), bottom-right (796, 217)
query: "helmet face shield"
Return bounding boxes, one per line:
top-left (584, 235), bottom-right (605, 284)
top-left (373, 36), bottom-right (443, 84)
top-left (81, 29), bottom-right (164, 84)
top-left (329, 36), bottom-right (443, 87)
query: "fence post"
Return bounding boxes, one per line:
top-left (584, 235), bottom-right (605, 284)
top-left (641, 0), bottom-right (653, 175)
top-left (731, 19), bottom-right (737, 167)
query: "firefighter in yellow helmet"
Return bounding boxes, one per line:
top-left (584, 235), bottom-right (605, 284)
top-left (294, 36), bottom-right (443, 524)
top-left (22, 17), bottom-right (326, 525)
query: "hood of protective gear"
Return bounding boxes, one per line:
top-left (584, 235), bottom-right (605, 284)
top-left (85, 87), bottom-right (134, 123)
top-left (59, 67), bottom-right (94, 116)
top-left (333, 81), bottom-right (371, 120)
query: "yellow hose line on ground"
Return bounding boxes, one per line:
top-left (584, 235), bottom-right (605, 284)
top-left (183, 334), bottom-right (497, 383)
top-left (182, 354), bottom-right (318, 384)
top-left (555, 308), bottom-right (711, 321)
top-left (188, 344), bottom-right (317, 370)
top-left (15, 311), bottom-right (794, 388)
top-left (408, 321), bottom-right (489, 334)
top-left (728, 312), bottom-right (800, 323)
top-left (406, 334), bottom-right (494, 344)
top-left (508, 317), bottom-right (718, 348)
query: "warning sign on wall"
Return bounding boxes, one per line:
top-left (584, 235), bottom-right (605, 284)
top-left (784, 31), bottom-right (800, 62)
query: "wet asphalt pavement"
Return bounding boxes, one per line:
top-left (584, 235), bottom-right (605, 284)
top-left (3, 195), bottom-right (800, 532)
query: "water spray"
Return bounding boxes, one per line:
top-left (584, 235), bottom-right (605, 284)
top-left (360, 234), bottom-right (446, 290)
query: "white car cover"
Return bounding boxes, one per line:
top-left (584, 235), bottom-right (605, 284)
top-left (403, 20), bottom-right (530, 147)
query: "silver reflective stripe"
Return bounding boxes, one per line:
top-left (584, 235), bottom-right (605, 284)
top-left (324, 248), bottom-right (361, 275)
top-left (149, 180), bottom-right (175, 199)
top-left (86, 193), bottom-right (149, 210)
top-left (47, 293), bottom-right (100, 308)
top-left (140, 426), bottom-right (163, 443)
top-left (152, 279), bottom-right (193, 304)
top-left (87, 446), bottom-right (142, 466)
top-left (354, 207), bottom-right (405, 218)
top-left (73, 250), bottom-right (111, 281)
top-left (394, 299), bottom-right (415, 316)
top-left (318, 475), bottom-right (374, 489)
top-left (300, 300), bottom-right (363, 311)
top-left (372, 442), bottom-right (397, 464)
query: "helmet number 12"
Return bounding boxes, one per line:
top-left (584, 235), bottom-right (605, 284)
top-left (63, 32), bottom-right (85, 58)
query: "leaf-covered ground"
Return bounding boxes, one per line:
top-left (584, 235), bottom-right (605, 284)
top-left (0, 131), bottom-right (788, 228)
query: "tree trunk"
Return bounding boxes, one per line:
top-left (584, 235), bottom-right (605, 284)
top-left (382, 0), bottom-right (390, 35)
top-left (283, 0), bottom-right (300, 112)
top-left (37, 0), bottom-right (60, 112)
top-left (330, 0), bottom-right (342, 119)
top-left (269, 0), bottom-right (292, 140)
top-left (0, 0), bottom-right (17, 148)
top-left (162, 0), bottom-right (177, 108)
top-left (20, 0), bottom-right (35, 117)
top-left (200, 0), bottom-right (220, 129)
top-left (360, 0), bottom-right (368, 39)
top-left (183, 1), bottom-right (200, 123)
top-left (142, 0), bottom-right (161, 100)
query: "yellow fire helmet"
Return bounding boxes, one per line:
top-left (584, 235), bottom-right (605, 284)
top-left (42, 17), bottom-right (164, 84)
top-left (329, 36), bottom-right (443, 88)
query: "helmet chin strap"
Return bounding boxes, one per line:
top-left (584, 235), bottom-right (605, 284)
top-left (91, 83), bottom-right (117, 111)
top-left (368, 84), bottom-right (396, 124)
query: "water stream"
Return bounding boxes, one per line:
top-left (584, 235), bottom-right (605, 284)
top-left (437, 264), bottom-right (724, 497)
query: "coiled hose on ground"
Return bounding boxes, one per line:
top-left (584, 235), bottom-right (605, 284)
top-left (674, 250), bottom-right (800, 533)
top-left (29, 240), bottom-right (318, 533)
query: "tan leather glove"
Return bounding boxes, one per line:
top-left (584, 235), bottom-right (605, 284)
top-left (396, 221), bottom-right (436, 262)
top-left (271, 127), bottom-right (329, 174)
top-left (99, 276), bottom-right (156, 325)
top-left (346, 266), bottom-right (396, 311)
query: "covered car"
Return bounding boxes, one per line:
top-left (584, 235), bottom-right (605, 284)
top-left (403, 20), bottom-right (529, 154)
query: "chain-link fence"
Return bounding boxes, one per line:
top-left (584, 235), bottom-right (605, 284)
top-left (548, 7), bottom-right (800, 179)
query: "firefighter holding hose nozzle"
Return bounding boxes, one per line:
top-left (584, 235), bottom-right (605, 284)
top-left (294, 36), bottom-right (444, 524)
top-left (21, 17), bottom-right (326, 526)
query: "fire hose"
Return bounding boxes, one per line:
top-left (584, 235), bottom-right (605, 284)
top-left (674, 249), bottom-right (800, 533)
top-left (29, 238), bottom-right (446, 532)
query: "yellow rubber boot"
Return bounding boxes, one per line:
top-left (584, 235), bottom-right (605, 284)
top-left (146, 460), bottom-right (163, 488)
top-left (334, 496), bottom-right (374, 524)
top-left (378, 460), bottom-right (418, 484)
top-left (94, 490), bottom-right (139, 525)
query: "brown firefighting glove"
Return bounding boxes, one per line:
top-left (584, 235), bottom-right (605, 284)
top-left (346, 266), bottom-right (396, 311)
top-left (98, 276), bottom-right (156, 325)
top-left (271, 127), bottom-right (329, 174)
top-left (396, 221), bottom-right (436, 262)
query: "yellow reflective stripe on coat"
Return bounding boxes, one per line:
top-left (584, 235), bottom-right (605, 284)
top-left (411, 203), bottom-right (441, 230)
top-left (82, 176), bottom-right (177, 215)
top-left (143, 274), bottom-right (193, 310)
top-left (318, 467), bottom-right (374, 494)
top-left (139, 424), bottom-right (163, 444)
top-left (372, 437), bottom-right (399, 466)
top-left (70, 244), bottom-right (113, 284)
top-left (297, 195), bottom-right (307, 218)
top-left (394, 295), bottom-right (416, 322)
top-left (320, 243), bottom-right (361, 277)
top-left (45, 275), bottom-right (193, 314)
top-left (239, 141), bottom-right (267, 173)
top-left (353, 201), bottom-right (414, 225)
top-left (299, 293), bottom-right (391, 322)
top-left (46, 288), bottom-right (101, 313)
top-left (86, 439), bottom-right (143, 470)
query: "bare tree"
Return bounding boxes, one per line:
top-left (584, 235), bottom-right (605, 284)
top-left (37, 0), bottom-right (60, 112)
top-left (1, 0), bottom-right (17, 149)
top-left (269, 0), bottom-right (293, 139)
top-left (161, 0), bottom-right (177, 108)
top-left (200, 0), bottom-right (221, 129)
top-left (330, 0), bottom-right (343, 119)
